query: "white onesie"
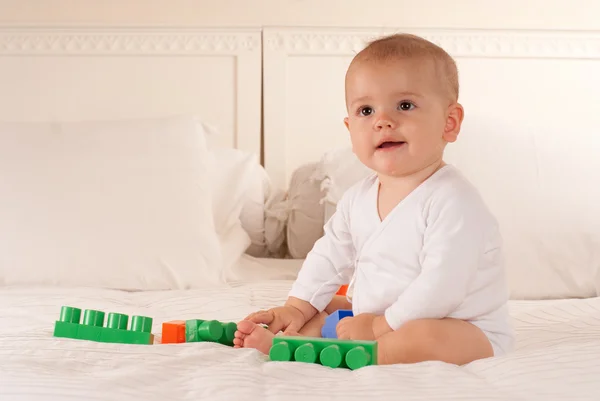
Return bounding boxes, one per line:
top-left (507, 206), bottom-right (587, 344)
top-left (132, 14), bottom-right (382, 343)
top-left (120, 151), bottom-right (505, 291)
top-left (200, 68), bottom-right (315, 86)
top-left (288, 164), bottom-right (514, 356)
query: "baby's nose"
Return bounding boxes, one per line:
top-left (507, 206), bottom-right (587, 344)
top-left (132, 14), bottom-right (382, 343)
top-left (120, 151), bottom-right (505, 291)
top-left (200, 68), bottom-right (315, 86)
top-left (375, 117), bottom-right (394, 129)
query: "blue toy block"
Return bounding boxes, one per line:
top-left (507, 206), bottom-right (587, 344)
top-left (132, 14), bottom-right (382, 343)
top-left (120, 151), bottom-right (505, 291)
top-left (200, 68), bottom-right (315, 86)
top-left (321, 309), bottom-right (353, 338)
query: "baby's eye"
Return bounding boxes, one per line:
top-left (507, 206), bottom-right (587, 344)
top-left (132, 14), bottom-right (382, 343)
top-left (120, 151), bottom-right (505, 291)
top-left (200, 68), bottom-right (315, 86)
top-left (359, 106), bottom-right (373, 116)
top-left (398, 101), bottom-right (416, 111)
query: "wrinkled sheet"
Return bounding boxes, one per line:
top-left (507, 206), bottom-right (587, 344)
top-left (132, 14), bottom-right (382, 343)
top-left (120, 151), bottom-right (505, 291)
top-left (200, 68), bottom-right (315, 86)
top-left (1, 281), bottom-right (599, 401)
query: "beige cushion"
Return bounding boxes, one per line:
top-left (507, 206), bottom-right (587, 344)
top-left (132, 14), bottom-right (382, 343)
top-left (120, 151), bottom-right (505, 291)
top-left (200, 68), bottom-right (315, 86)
top-left (285, 162), bottom-right (325, 259)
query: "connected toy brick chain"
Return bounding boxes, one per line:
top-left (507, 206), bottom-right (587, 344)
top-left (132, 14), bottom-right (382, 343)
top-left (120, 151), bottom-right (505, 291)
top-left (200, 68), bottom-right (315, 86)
top-left (53, 306), bottom-right (377, 370)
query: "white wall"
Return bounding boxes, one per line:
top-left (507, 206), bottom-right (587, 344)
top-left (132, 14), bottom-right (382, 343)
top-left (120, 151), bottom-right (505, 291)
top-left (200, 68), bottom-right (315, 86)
top-left (0, 0), bottom-right (599, 30)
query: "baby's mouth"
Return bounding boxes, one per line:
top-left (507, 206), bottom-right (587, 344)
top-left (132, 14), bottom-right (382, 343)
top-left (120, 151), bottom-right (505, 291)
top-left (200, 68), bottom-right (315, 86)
top-left (377, 141), bottom-right (406, 149)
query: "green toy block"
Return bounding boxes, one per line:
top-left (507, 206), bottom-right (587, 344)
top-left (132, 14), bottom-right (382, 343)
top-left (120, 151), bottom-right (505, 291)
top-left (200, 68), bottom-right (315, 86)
top-left (185, 319), bottom-right (237, 346)
top-left (218, 322), bottom-right (237, 346)
top-left (53, 321), bottom-right (79, 339)
top-left (269, 336), bottom-right (378, 370)
top-left (76, 309), bottom-right (105, 342)
top-left (53, 306), bottom-right (154, 345)
top-left (100, 313), bottom-right (154, 344)
top-left (101, 328), bottom-right (154, 345)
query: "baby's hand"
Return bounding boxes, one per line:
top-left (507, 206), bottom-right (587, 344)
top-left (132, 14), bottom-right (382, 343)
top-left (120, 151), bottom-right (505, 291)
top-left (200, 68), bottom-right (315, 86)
top-left (336, 313), bottom-right (377, 340)
top-left (244, 305), bottom-right (307, 335)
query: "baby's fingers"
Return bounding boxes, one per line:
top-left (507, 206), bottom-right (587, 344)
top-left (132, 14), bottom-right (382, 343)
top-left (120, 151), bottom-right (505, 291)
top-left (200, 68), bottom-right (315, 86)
top-left (266, 319), bottom-right (286, 334)
top-left (336, 319), bottom-right (349, 339)
top-left (245, 310), bottom-right (274, 325)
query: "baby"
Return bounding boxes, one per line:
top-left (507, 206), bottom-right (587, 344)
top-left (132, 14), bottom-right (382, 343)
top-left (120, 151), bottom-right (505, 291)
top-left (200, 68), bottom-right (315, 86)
top-left (234, 33), bottom-right (514, 365)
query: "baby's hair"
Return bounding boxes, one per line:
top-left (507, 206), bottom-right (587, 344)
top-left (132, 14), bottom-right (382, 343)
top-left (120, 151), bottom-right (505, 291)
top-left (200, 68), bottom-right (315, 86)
top-left (349, 33), bottom-right (459, 103)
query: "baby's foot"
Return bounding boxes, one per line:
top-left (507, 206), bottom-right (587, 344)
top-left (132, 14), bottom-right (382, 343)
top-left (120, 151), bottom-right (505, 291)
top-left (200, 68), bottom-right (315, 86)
top-left (233, 320), bottom-right (275, 355)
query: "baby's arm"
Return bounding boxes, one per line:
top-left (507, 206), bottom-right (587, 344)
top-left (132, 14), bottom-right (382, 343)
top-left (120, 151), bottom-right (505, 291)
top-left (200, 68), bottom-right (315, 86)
top-left (380, 193), bottom-right (490, 333)
top-left (287, 189), bottom-right (356, 317)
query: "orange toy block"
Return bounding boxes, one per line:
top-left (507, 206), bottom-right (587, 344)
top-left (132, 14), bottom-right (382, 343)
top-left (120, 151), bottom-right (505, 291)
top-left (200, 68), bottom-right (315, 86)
top-left (161, 320), bottom-right (186, 344)
top-left (336, 285), bottom-right (349, 296)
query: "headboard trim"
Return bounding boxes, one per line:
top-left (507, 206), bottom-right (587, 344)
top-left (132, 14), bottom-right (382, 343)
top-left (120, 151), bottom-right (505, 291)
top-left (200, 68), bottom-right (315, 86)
top-left (0, 27), bottom-right (260, 55)
top-left (265, 28), bottom-right (600, 59)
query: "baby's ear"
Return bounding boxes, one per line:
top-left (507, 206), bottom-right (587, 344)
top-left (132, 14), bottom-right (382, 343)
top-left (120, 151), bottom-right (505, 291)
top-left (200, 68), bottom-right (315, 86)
top-left (443, 103), bottom-right (464, 143)
top-left (343, 117), bottom-right (350, 131)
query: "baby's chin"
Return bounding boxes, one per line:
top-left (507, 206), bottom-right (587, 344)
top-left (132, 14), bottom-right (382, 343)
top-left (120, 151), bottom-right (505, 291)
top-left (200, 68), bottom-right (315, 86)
top-left (372, 157), bottom-right (437, 179)
top-left (371, 163), bottom-right (411, 178)
top-left (368, 155), bottom-right (408, 174)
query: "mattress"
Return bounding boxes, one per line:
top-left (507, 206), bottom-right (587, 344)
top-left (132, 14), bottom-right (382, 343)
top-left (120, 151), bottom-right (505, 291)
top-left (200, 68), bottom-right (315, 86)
top-left (1, 269), bottom-right (599, 401)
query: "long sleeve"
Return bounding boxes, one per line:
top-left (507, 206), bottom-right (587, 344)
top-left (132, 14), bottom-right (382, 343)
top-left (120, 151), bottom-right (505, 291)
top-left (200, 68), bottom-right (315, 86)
top-left (288, 190), bottom-right (356, 312)
top-left (383, 192), bottom-right (488, 330)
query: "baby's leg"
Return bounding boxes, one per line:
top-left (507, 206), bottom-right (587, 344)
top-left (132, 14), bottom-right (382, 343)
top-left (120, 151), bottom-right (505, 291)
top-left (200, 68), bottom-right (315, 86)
top-left (295, 311), bottom-right (328, 336)
top-left (324, 295), bottom-right (352, 315)
top-left (376, 318), bottom-right (493, 365)
top-left (235, 297), bottom-right (350, 354)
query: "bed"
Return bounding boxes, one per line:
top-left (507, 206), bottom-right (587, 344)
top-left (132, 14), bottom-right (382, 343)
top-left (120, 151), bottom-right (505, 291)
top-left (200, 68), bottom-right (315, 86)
top-left (1, 23), bottom-right (600, 401)
top-left (2, 281), bottom-right (600, 400)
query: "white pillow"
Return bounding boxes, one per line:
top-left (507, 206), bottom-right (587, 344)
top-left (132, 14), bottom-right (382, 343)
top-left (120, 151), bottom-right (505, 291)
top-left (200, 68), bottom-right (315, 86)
top-left (206, 141), bottom-right (287, 260)
top-left (444, 137), bottom-right (600, 300)
top-left (0, 116), bottom-right (223, 290)
top-left (209, 147), bottom-right (258, 237)
top-left (208, 147), bottom-right (261, 272)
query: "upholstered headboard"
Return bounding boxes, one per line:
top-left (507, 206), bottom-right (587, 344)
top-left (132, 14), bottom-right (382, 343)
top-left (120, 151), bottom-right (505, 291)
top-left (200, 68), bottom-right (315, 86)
top-left (0, 26), bottom-right (262, 155)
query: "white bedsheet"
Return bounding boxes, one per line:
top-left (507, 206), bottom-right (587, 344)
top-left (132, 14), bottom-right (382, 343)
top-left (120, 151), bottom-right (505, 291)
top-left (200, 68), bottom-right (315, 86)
top-left (1, 275), bottom-right (599, 400)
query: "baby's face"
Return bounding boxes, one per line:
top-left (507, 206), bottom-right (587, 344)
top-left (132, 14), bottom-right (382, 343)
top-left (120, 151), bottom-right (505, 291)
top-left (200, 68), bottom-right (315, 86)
top-left (344, 58), bottom-right (458, 178)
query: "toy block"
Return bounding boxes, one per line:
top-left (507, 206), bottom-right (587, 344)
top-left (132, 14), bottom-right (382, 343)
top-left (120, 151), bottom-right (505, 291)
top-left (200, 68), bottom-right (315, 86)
top-left (336, 285), bottom-right (349, 296)
top-left (185, 319), bottom-right (237, 346)
top-left (77, 309), bottom-right (106, 342)
top-left (321, 309), bottom-right (353, 339)
top-left (218, 322), bottom-right (237, 346)
top-left (101, 314), bottom-right (154, 345)
top-left (162, 320), bottom-right (186, 344)
top-left (53, 305), bottom-right (154, 345)
top-left (53, 306), bottom-right (81, 339)
top-left (102, 328), bottom-right (154, 345)
top-left (53, 321), bottom-right (79, 339)
top-left (269, 336), bottom-right (377, 370)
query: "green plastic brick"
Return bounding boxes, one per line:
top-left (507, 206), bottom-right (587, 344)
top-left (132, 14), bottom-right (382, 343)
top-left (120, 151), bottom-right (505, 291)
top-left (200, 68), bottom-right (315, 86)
top-left (101, 328), bottom-right (153, 345)
top-left (53, 321), bottom-right (79, 339)
top-left (53, 305), bottom-right (154, 345)
top-left (99, 312), bottom-right (154, 344)
top-left (185, 319), bottom-right (236, 346)
top-left (54, 306), bottom-right (82, 339)
top-left (269, 336), bottom-right (377, 370)
top-left (77, 324), bottom-right (104, 342)
top-left (76, 309), bottom-right (105, 342)
top-left (218, 322), bottom-right (237, 346)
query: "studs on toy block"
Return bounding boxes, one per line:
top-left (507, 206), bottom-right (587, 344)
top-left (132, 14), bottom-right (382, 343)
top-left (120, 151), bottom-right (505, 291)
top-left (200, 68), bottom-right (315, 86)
top-left (53, 305), bottom-right (154, 345)
top-left (269, 336), bottom-right (377, 370)
top-left (321, 309), bottom-right (353, 339)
